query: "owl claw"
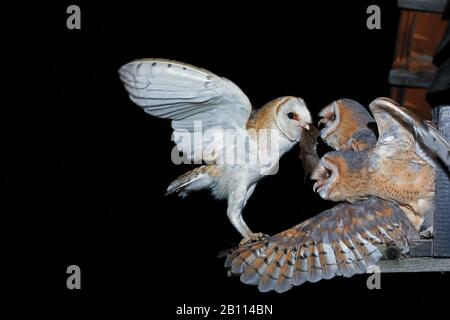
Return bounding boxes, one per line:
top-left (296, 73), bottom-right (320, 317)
top-left (239, 232), bottom-right (270, 246)
top-left (420, 226), bottom-right (433, 239)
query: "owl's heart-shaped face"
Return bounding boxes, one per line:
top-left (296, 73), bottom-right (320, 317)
top-left (311, 150), bottom-right (370, 201)
top-left (318, 101), bottom-right (340, 147)
top-left (311, 154), bottom-right (342, 200)
top-left (276, 97), bottom-right (312, 141)
top-left (318, 99), bottom-right (376, 151)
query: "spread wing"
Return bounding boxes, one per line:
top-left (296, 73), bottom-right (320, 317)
top-left (370, 97), bottom-right (450, 169)
top-left (318, 99), bottom-right (377, 151)
top-left (223, 197), bottom-right (418, 293)
top-left (119, 59), bottom-right (253, 163)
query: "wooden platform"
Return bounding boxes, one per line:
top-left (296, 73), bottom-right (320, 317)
top-left (379, 258), bottom-right (450, 273)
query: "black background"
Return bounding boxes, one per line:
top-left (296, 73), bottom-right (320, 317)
top-left (9, 0), bottom-right (449, 316)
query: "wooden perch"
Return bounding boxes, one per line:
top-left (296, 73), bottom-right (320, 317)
top-left (376, 241), bottom-right (450, 273)
top-left (378, 258), bottom-right (450, 273)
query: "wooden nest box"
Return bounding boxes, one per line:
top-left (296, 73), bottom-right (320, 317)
top-left (381, 0), bottom-right (450, 272)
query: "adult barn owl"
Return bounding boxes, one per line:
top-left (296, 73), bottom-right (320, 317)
top-left (119, 59), bottom-right (312, 244)
top-left (223, 197), bottom-right (419, 292)
top-left (312, 97), bottom-right (450, 230)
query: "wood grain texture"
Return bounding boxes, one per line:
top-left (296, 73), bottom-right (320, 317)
top-left (378, 257), bottom-right (450, 273)
top-left (410, 240), bottom-right (433, 257)
top-left (433, 106), bottom-right (450, 257)
top-left (398, 0), bottom-right (447, 13)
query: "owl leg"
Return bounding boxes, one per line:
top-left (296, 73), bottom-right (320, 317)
top-left (420, 226), bottom-right (433, 239)
top-left (227, 186), bottom-right (269, 246)
top-left (243, 184), bottom-right (256, 207)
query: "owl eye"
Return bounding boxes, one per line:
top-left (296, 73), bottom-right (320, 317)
top-left (287, 112), bottom-right (295, 119)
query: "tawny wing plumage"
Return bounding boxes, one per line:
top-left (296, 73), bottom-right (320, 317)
top-left (119, 59), bottom-right (253, 163)
top-left (370, 97), bottom-right (450, 169)
top-left (223, 197), bottom-right (418, 293)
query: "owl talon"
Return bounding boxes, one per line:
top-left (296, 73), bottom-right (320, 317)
top-left (420, 226), bottom-right (433, 239)
top-left (239, 232), bottom-right (270, 246)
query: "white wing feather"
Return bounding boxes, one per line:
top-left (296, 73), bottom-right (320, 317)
top-left (119, 59), bottom-right (253, 163)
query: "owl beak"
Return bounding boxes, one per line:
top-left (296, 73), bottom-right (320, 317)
top-left (298, 122), bottom-right (310, 130)
top-left (318, 118), bottom-right (327, 127)
top-left (311, 159), bottom-right (335, 198)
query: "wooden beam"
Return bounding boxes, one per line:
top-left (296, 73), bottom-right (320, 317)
top-left (378, 258), bottom-right (450, 273)
top-left (398, 0), bottom-right (447, 13)
top-left (433, 106), bottom-right (450, 257)
top-left (410, 239), bottom-right (433, 257)
top-left (388, 69), bottom-right (434, 88)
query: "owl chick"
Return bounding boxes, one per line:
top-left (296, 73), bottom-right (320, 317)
top-left (223, 196), bottom-right (419, 292)
top-left (312, 97), bottom-right (450, 231)
top-left (318, 98), bottom-right (377, 151)
top-left (119, 59), bottom-right (312, 245)
top-left (299, 99), bottom-right (377, 179)
top-left (221, 97), bottom-right (448, 292)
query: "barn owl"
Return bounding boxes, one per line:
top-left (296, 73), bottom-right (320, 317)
top-left (223, 196), bottom-right (419, 292)
top-left (221, 97), bottom-right (449, 292)
top-left (299, 99), bottom-right (378, 176)
top-left (119, 59), bottom-right (312, 244)
top-left (318, 98), bottom-right (377, 151)
top-left (318, 97), bottom-right (450, 165)
top-left (312, 97), bottom-right (450, 231)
